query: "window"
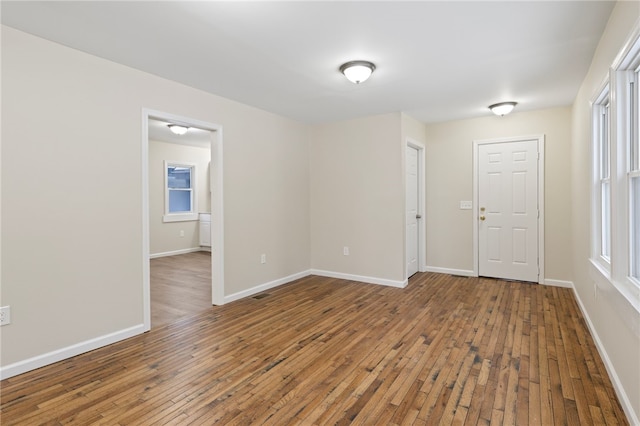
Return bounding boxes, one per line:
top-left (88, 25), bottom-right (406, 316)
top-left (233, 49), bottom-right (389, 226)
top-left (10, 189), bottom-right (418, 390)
top-left (592, 27), bottom-right (640, 310)
top-left (168, 165), bottom-right (192, 213)
top-left (163, 161), bottom-right (197, 222)
top-left (630, 68), bottom-right (640, 280)
top-left (592, 86), bottom-right (611, 267)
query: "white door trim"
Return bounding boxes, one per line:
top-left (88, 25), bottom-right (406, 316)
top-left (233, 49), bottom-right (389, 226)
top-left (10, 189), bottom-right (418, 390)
top-left (142, 109), bottom-right (225, 332)
top-left (406, 138), bottom-right (427, 278)
top-left (472, 135), bottom-right (545, 283)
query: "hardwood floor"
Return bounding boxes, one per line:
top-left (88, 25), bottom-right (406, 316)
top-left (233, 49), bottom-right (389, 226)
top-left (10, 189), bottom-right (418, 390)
top-left (151, 251), bottom-right (212, 328)
top-left (0, 273), bottom-right (629, 425)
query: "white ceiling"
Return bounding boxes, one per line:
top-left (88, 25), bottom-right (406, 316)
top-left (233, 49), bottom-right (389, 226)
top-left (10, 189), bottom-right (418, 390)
top-left (1, 1), bottom-right (615, 124)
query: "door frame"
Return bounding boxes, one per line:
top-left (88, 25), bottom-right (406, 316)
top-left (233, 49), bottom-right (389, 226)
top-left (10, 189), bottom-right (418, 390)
top-left (142, 108), bottom-right (225, 332)
top-left (472, 135), bottom-right (545, 283)
top-left (406, 138), bottom-right (427, 279)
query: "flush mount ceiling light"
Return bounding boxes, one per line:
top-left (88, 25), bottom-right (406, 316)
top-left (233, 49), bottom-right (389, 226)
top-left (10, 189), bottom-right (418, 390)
top-left (168, 124), bottom-right (189, 135)
top-left (339, 60), bottom-right (376, 84)
top-left (489, 102), bottom-right (517, 116)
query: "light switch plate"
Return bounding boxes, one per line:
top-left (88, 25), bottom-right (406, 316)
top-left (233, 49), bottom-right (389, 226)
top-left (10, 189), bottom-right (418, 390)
top-left (460, 201), bottom-right (473, 210)
top-left (0, 306), bottom-right (11, 326)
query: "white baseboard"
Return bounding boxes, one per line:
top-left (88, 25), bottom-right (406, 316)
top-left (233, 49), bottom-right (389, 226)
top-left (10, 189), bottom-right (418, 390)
top-left (225, 269), bottom-right (409, 305)
top-left (310, 269), bottom-right (408, 288)
top-left (149, 247), bottom-right (203, 259)
top-left (542, 278), bottom-right (574, 288)
top-left (571, 287), bottom-right (639, 425)
top-left (424, 269), bottom-right (576, 290)
top-left (224, 270), bottom-right (311, 304)
top-left (0, 324), bottom-right (145, 380)
top-left (425, 266), bottom-right (476, 277)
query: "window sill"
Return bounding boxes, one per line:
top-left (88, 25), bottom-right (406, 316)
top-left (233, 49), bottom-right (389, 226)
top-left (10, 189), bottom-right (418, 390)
top-left (589, 258), bottom-right (640, 315)
top-left (589, 257), bottom-right (611, 282)
top-left (163, 213), bottom-right (198, 223)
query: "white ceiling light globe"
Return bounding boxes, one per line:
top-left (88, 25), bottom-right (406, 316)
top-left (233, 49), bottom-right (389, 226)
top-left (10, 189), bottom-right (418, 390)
top-left (168, 124), bottom-right (189, 135)
top-left (489, 102), bottom-right (517, 116)
top-left (340, 61), bottom-right (376, 84)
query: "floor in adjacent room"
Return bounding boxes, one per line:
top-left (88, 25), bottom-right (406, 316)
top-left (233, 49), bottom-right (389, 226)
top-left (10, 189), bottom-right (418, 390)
top-left (151, 251), bottom-right (212, 328)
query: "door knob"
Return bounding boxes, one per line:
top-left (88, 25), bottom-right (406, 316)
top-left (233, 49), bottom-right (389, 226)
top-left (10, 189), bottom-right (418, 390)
top-left (480, 215), bottom-right (486, 221)
top-left (416, 214), bottom-right (422, 219)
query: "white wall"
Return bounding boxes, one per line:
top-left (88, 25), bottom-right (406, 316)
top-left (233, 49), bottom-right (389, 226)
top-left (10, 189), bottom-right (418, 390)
top-left (401, 113), bottom-right (427, 145)
top-left (1, 26), bottom-right (310, 368)
top-left (423, 107), bottom-right (573, 282)
top-left (310, 113), bottom-right (406, 284)
top-left (149, 140), bottom-right (211, 256)
top-left (571, 2), bottom-right (640, 422)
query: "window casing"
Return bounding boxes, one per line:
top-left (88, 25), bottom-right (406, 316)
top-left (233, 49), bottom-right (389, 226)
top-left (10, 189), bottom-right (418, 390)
top-left (163, 161), bottom-right (197, 222)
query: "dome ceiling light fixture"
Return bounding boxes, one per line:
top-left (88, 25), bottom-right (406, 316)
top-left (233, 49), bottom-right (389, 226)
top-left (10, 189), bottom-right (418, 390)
top-left (168, 124), bottom-right (189, 135)
top-left (339, 60), bottom-right (376, 84)
top-left (489, 101), bottom-right (517, 116)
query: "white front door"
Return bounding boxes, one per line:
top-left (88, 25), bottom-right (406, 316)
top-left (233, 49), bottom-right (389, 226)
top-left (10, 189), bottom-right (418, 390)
top-left (478, 139), bottom-right (539, 282)
top-left (406, 145), bottom-right (419, 277)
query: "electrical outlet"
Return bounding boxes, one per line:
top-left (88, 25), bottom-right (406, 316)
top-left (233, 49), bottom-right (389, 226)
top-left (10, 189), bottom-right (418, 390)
top-left (343, 246), bottom-right (350, 256)
top-left (261, 254), bottom-right (266, 264)
top-left (179, 230), bottom-right (185, 238)
top-left (0, 306), bottom-right (11, 326)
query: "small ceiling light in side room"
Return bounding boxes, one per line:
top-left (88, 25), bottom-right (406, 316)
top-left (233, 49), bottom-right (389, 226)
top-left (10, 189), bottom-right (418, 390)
top-left (168, 124), bottom-right (189, 135)
top-left (339, 60), bottom-right (376, 84)
top-left (489, 102), bottom-right (517, 116)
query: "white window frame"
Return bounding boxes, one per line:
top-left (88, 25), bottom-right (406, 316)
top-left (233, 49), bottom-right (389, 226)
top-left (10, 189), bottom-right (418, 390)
top-left (591, 82), bottom-right (611, 273)
top-left (163, 161), bottom-right (198, 223)
top-left (630, 66), bottom-right (640, 281)
top-left (621, 60), bottom-right (640, 284)
top-left (592, 24), bottom-right (640, 313)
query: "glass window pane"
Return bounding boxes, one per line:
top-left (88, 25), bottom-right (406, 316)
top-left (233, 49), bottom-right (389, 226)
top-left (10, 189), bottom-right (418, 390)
top-left (632, 176), bottom-right (640, 279)
top-left (602, 181), bottom-right (611, 259)
top-left (633, 77), bottom-right (639, 171)
top-left (169, 189), bottom-right (192, 213)
top-left (601, 105), bottom-right (610, 178)
top-left (168, 166), bottom-right (191, 189)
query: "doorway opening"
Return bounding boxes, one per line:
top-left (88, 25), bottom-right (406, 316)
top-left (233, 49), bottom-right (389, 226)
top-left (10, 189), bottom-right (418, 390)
top-left (406, 139), bottom-right (426, 280)
top-left (142, 109), bottom-right (224, 332)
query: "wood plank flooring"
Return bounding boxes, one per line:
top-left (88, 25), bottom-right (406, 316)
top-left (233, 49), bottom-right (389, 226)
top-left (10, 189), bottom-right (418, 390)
top-left (151, 251), bottom-right (212, 328)
top-left (0, 273), bottom-right (629, 425)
